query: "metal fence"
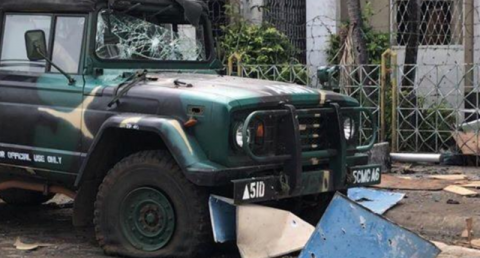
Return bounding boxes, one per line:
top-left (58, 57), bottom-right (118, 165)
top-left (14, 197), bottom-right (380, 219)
top-left (335, 65), bottom-right (382, 147)
top-left (205, 0), bottom-right (228, 40)
top-left (263, 0), bottom-right (307, 63)
top-left (393, 64), bottom-right (479, 156)
top-left (236, 60), bottom-right (480, 162)
top-left (209, 0), bottom-right (480, 162)
top-left (236, 63), bottom-right (382, 147)
top-left (240, 64), bottom-right (310, 85)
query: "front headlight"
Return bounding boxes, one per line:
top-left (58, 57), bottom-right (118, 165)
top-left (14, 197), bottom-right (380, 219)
top-left (343, 117), bottom-right (355, 141)
top-left (235, 122), bottom-right (250, 148)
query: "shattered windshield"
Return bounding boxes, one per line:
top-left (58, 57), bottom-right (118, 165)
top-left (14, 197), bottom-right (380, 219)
top-left (96, 10), bottom-right (207, 61)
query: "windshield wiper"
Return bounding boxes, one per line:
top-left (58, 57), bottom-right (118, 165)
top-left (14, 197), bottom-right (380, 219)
top-left (108, 70), bottom-right (148, 108)
top-left (174, 79), bottom-right (193, 88)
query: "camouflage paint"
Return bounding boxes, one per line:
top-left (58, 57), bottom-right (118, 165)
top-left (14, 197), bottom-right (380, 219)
top-left (0, 4), bottom-right (378, 197)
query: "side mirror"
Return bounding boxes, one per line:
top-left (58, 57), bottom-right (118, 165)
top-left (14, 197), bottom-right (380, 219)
top-left (25, 30), bottom-right (48, 61)
top-left (24, 29), bottom-right (76, 85)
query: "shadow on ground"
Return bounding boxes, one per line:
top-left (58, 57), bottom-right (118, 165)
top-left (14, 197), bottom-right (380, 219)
top-left (0, 199), bottom-right (103, 257)
top-left (0, 196), bottom-right (240, 258)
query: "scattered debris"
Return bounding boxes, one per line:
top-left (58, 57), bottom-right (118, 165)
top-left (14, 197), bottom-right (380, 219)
top-left (237, 204), bottom-right (314, 258)
top-left (367, 142), bottom-right (391, 173)
top-left (347, 188), bottom-right (405, 215)
top-left (374, 174), bottom-right (449, 191)
top-left (299, 194), bottom-right (441, 258)
top-left (391, 163), bottom-right (456, 175)
top-left (453, 132), bottom-right (480, 155)
top-left (461, 181), bottom-right (480, 189)
top-left (428, 175), bottom-right (467, 181)
top-left (393, 163), bottom-right (416, 174)
top-left (444, 185), bottom-right (478, 197)
top-left (471, 239), bottom-right (480, 249)
top-left (391, 153), bottom-right (441, 163)
top-left (440, 152), bottom-right (465, 166)
top-left (398, 176), bottom-right (414, 180)
top-left (447, 199), bottom-right (460, 205)
top-left (466, 218), bottom-right (474, 243)
top-left (433, 241), bottom-right (480, 257)
top-left (13, 237), bottom-right (52, 251)
top-left (209, 195), bottom-right (314, 258)
top-left (14, 238), bottom-right (39, 251)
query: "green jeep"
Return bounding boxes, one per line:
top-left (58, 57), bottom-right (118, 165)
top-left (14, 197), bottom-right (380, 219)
top-left (0, 0), bottom-right (381, 257)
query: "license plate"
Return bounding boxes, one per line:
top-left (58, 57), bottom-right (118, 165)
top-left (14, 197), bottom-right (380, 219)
top-left (232, 171), bottom-right (332, 204)
top-left (350, 165), bottom-right (382, 186)
top-left (233, 177), bottom-right (280, 204)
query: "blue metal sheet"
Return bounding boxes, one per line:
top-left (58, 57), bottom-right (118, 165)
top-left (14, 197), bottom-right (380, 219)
top-left (348, 187), bottom-right (405, 215)
top-left (299, 194), bottom-right (440, 258)
top-left (208, 195), bottom-right (236, 243)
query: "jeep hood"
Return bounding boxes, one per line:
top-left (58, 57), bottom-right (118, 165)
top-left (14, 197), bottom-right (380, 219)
top-left (130, 73), bottom-right (358, 110)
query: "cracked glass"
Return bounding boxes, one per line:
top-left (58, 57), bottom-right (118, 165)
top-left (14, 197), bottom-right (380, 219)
top-left (96, 10), bottom-right (207, 62)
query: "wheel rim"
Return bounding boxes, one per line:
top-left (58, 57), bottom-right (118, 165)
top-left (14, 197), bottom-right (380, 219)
top-left (120, 187), bottom-right (175, 251)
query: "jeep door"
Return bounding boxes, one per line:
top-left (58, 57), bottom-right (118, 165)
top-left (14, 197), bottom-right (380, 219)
top-left (0, 14), bottom-right (87, 178)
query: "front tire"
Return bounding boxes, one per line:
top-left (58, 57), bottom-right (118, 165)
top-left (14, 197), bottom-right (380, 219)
top-left (94, 151), bottom-right (212, 258)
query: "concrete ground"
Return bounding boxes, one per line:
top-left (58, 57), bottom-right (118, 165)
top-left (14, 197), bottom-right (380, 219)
top-left (0, 164), bottom-right (479, 257)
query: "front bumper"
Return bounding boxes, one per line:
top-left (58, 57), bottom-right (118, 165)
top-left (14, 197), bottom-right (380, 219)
top-left (233, 163), bottom-right (381, 204)
top-left (185, 152), bottom-right (371, 186)
top-left (241, 104), bottom-right (376, 188)
top-left (186, 104), bottom-right (380, 204)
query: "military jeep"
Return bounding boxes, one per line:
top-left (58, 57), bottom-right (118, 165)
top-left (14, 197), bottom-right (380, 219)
top-left (0, 0), bottom-right (381, 257)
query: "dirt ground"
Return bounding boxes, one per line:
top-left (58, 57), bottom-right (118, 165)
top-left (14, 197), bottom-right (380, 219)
top-left (0, 164), bottom-right (479, 258)
top-left (385, 164), bottom-right (480, 246)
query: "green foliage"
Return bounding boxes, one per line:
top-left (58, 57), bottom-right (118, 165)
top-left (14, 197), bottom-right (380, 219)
top-left (326, 2), bottom-right (390, 65)
top-left (325, 29), bottom-right (344, 65)
top-left (218, 5), bottom-right (307, 84)
top-left (327, 27), bottom-right (389, 65)
top-left (398, 93), bottom-right (456, 152)
top-left (218, 19), bottom-right (298, 65)
top-left (363, 29), bottom-right (390, 65)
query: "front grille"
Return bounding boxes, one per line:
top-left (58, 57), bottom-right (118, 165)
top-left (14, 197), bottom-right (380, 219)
top-left (234, 107), bottom-right (336, 160)
top-left (298, 113), bottom-right (332, 152)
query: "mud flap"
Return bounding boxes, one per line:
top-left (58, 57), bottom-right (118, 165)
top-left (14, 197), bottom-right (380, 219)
top-left (299, 193), bottom-right (441, 258)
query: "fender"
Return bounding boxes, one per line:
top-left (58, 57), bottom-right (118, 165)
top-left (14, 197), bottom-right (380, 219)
top-left (74, 114), bottom-right (210, 187)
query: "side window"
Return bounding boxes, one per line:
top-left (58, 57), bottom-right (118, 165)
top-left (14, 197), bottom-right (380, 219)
top-left (0, 15), bottom-right (52, 72)
top-left (52, 17), bottom-right (85, 74)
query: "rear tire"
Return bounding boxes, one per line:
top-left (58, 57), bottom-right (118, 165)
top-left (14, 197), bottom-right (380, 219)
top-left (94, 151), bottom-right (212, 258)
top-left (0, 189), bottom-right (55, 206)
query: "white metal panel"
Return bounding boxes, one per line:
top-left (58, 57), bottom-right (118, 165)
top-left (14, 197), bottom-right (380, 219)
top-left (236, 204), bottom-right (314, 258)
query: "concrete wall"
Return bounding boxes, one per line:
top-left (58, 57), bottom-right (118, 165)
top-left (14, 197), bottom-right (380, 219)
top-left (474, 0), bottom-right (480, 64)
top-left (340, 0), bottom-right (390, 33)
top-left (394, 46), bottom-right (465, 114)
top-left (240, 0), bottom-right (263, 24)
top-left (362, 0), bottom-right (391, 33)
top-left (306, 0), bottom-right (339, 85)
top-left (306, 0), bottom-right (338, 67)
